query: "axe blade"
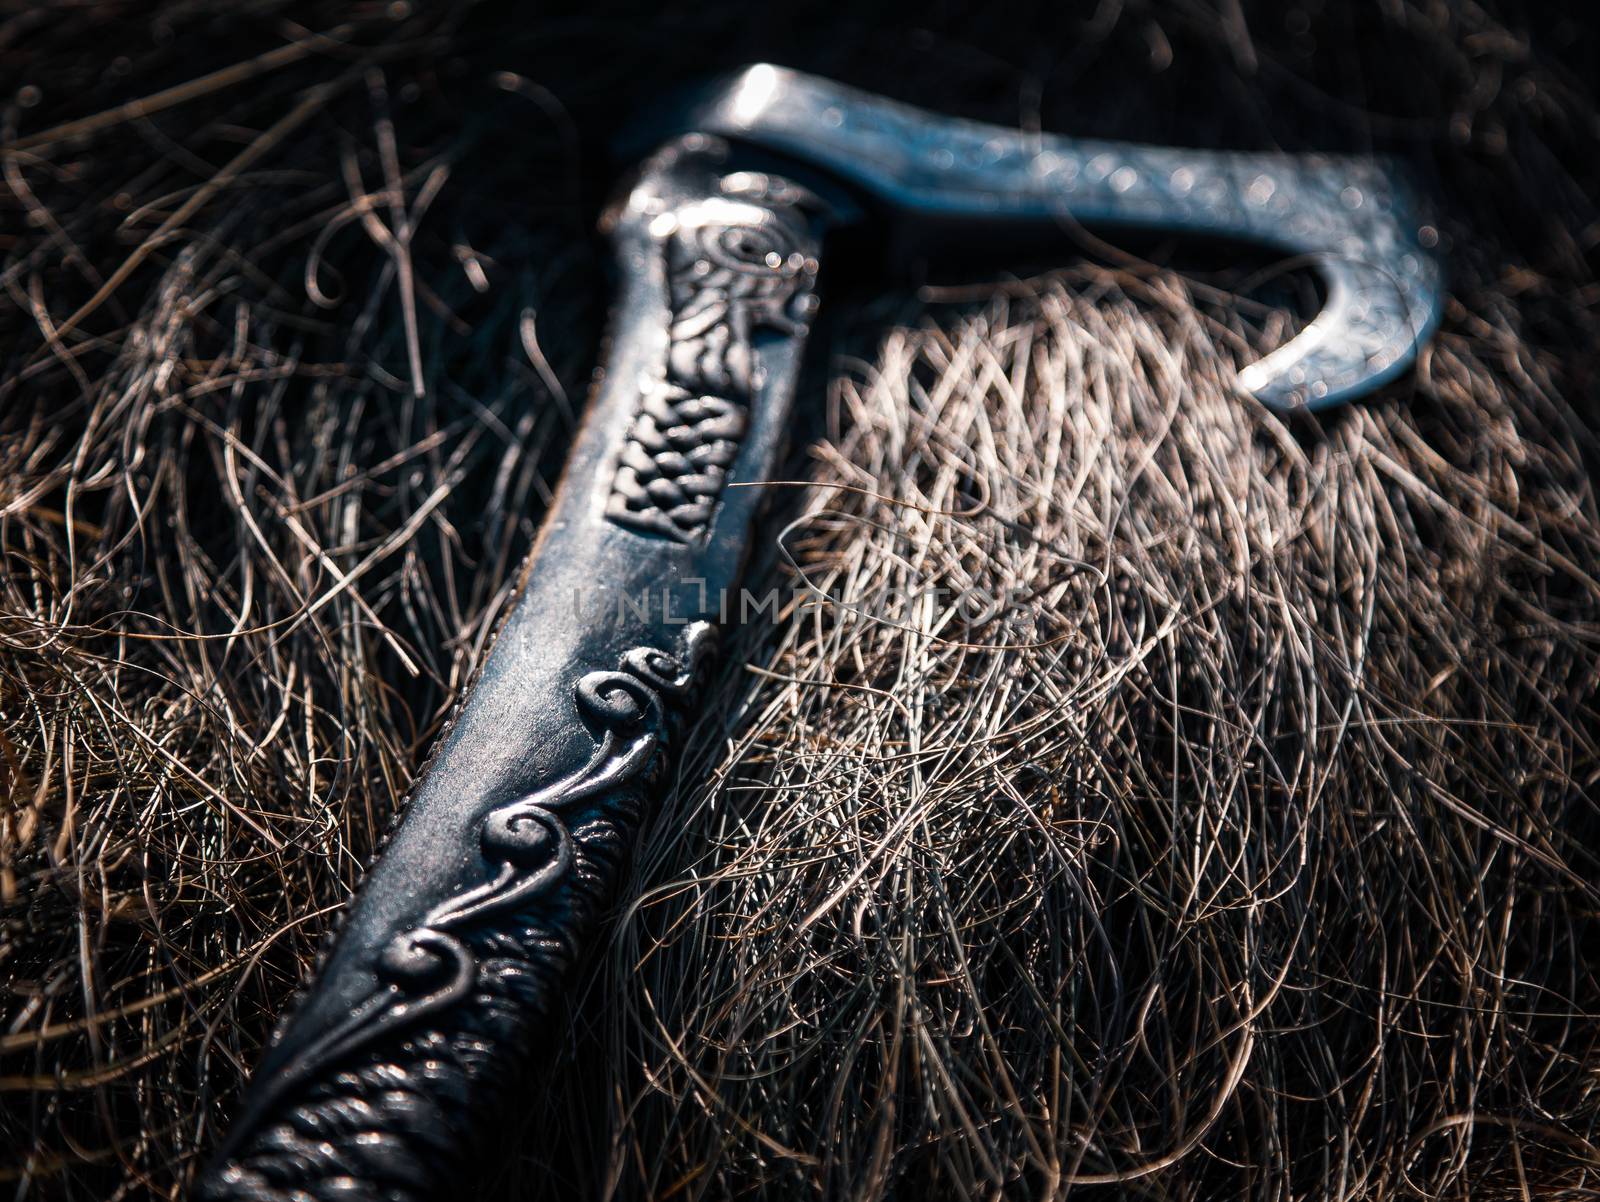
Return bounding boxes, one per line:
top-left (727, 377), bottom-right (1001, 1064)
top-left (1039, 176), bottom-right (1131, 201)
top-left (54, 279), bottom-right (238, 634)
top-left (690, 63), bottom-right (1442, 411)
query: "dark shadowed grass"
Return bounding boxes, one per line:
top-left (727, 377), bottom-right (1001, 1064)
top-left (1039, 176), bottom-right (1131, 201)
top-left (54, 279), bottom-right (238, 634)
top-left (1, 2), bottom-right (1598, 1199)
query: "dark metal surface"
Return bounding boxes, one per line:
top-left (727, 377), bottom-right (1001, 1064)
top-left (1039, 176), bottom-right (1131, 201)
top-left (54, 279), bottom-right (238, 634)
top-left (687, 65), bottom-right (1442, 412)
top-left (197, 135), bottom-right (827, 1202)
top-left (197, 65), bottom-right (1442, 1201)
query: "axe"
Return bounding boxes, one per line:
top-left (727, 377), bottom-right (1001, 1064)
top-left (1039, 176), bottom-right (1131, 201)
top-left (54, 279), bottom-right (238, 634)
top-left (198, 64), bottom-right (1441, 1200)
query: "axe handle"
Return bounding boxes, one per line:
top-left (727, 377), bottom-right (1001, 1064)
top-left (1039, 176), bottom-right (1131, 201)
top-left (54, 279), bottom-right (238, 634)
top-left (197, 136), bottom-right (826, 1201)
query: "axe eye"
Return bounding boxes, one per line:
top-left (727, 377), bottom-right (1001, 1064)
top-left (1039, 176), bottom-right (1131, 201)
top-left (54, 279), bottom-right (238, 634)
top-left (684, 64), bottom-right (1443, 413)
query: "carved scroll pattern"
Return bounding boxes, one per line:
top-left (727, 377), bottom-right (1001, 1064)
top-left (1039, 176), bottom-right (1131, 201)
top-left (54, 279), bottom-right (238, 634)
top-left (607, 174), bottom-right (819, 541)
top-left (201, 622), bottom-right (715, 1201)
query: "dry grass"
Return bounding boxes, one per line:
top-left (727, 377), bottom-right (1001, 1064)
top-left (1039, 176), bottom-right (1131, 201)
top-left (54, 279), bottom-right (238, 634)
top-left (1, 2), bottom-right (1598, 1199)
top-left (581, 274), bottom-right (1600, 1200)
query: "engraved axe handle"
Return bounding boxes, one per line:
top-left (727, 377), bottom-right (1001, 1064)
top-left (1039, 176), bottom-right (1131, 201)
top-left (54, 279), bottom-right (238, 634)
top-left (199, 136), bottom-right (826, 1201)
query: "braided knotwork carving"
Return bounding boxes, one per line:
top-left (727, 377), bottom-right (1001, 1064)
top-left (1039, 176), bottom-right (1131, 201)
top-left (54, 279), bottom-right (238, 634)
top-left (607, 172), bottom-right (819, 541)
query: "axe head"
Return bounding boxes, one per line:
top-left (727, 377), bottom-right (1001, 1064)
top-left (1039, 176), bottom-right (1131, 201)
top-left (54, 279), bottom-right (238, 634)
top-left (639, 63), bottom-right (1442, 413)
